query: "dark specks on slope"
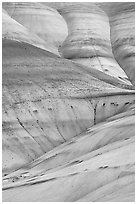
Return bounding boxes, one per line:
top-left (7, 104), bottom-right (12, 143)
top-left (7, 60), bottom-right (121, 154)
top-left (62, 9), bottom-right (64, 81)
top-left (110, 102), bottom-right (118, 106)
top-left (99, 165), bottom-right (109, 169)
top-left (29, 177), bottom-right (57, 186)
top-left (68, 172), bottom-right (79, 176)
top-left (16, 117), bottom-right (45, 152)
top-left (67, 160), bottom-right (83, 167)
top-left (3, 177), bottom-right (57, 191)
top-left (125, 102), bottom-right (130, 105)
top-left (103, 103), bottom-right (105, 106)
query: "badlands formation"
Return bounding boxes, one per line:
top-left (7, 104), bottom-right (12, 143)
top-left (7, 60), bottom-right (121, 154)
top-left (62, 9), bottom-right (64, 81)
top-left (2, 2), bottom-right (135, 202)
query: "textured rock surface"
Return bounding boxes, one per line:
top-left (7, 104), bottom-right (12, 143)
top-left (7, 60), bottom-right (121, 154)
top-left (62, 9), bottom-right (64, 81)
top-left (2, 2), bottom-right (135, 202)
top-left (57, 3), bottom-right (132, 85)
top-left (3, 2), bottom-right (68, 55)
top-left (61, 4), bottom-right (111, 59)
top-left (105, 3), bottom-right (135, 85)
top-left (44, 2), bottom-right (135, 85)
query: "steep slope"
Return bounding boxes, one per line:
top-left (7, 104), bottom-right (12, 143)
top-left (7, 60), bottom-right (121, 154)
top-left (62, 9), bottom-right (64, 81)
top-left (99, 2), bottom-right (135, 85)
top-left (3, 104), bottom-right (135, 201)
top-left (3, 2), bottom-right (68, 56)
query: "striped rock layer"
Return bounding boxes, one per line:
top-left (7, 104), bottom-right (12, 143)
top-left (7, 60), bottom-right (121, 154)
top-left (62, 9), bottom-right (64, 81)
top-left (59, 3), bottom-right (132, 85)
top-left (103, 2), bottom-right (135, 85)
top-left (40, 2), bottom-right (135, 86)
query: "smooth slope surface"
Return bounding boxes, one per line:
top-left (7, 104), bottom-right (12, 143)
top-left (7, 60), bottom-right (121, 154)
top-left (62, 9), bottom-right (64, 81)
top-left (3, 104), bottom-right (135, 201)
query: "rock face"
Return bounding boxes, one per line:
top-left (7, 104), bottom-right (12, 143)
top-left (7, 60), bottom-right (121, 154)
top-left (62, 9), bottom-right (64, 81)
top-left (59, 3), bottom-right (131, 85)
top-left (3, 2), bottom-right (68, 55)
top-left (61, 4), bottom-right (111, 59)
top-left (105, 3), bottom-right (135, 85)
top-left (42, 2), bottom-right (135, 85)
top-left (2, 2), bottom-right (135, 202)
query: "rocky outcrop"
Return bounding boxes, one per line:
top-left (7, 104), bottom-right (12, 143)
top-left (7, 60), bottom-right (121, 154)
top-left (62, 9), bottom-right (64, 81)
top-left (59, 3), bottom-right (131, 85)
top-left (2, 2), bottom-right (68, 55)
